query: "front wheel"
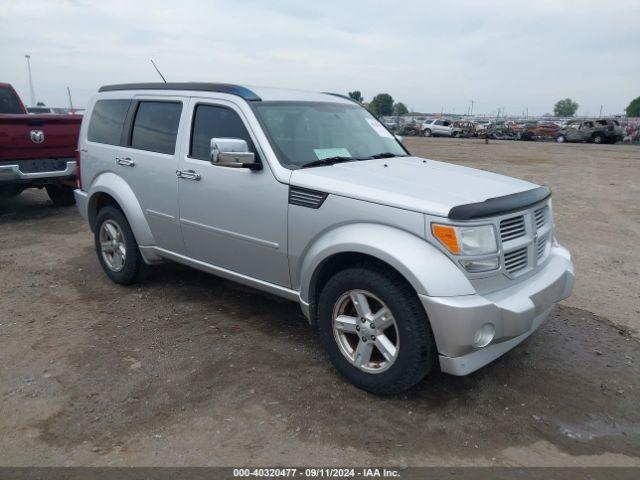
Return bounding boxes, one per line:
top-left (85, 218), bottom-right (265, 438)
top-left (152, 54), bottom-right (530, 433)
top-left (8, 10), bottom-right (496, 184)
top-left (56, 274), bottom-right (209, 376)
top-left (94, 206), bottom-right (143, 285)
top-left (556, 135), bottom-right (566, 143)
top-left (317, 265), bottom-right (437, 395)
top-left (592, 134), bottom-right (604, 144)
top-left (423, 129), bottom-right (432, 137)
top-left (46, 185), bottom-right (75, 206)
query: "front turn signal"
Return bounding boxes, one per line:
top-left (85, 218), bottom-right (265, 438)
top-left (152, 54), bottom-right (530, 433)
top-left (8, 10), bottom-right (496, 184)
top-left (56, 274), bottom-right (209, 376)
top-left (432, 224), bottom-right (459, 254)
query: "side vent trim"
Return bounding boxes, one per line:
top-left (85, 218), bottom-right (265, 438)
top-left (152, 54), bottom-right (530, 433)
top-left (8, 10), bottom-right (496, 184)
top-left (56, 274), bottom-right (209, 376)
top-left (289, 187), bottom-right (328, 209)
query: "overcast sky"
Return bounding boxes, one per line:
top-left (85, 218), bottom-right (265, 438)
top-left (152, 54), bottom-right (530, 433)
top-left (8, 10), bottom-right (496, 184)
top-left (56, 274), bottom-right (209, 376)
top-left (1, 0), bottom-right (638, 115)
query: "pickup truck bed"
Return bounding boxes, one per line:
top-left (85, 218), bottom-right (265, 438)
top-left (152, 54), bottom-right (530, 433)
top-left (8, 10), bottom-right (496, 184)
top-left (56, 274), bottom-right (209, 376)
top-left (0, 83), bottom-right (82, 205)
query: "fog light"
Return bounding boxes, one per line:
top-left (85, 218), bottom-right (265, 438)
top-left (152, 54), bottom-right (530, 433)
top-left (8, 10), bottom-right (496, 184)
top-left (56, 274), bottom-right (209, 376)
top-left (460, 257), bottom-right (499, 273)
top-left (473, 323), bottom-right (495, 348)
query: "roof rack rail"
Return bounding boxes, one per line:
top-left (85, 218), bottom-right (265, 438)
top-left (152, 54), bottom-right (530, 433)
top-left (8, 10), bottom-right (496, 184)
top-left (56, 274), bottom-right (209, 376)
top-left (98, 82), bottom-right (261, 101)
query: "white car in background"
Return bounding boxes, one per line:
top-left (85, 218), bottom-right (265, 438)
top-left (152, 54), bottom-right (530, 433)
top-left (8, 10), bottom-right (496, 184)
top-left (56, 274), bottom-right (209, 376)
top-left (421, 119), bottom-right (462, 137)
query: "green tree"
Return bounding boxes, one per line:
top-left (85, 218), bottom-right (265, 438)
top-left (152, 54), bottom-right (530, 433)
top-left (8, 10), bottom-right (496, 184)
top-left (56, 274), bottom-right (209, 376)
top-left (348, 90), bottom-right (363, 103)
top-left (36, 101), bottom-right (46, 106)
top-left (553, 98), bottom-right (579, 116)
top-left (625, 96), bottom-right (640, 117)
top-left (369, 93), bottom-right (394, 117)
top-left (393, 102), bottom-right (408, 115)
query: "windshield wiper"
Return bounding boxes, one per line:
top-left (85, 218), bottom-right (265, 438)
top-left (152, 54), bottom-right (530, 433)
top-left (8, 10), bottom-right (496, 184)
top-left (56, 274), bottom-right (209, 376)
top-left (300, 156), bottom-right (358, 169)
top-left (369, 152), bottom-right (406, 159)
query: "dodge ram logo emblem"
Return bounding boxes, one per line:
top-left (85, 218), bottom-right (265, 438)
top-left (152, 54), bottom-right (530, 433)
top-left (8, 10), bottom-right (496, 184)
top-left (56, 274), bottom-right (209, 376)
top-left (30, 130), bottom-right (45, 144)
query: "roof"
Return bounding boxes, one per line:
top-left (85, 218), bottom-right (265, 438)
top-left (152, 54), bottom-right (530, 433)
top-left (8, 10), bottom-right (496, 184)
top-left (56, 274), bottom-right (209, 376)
top-left (97, 82), bottom-right (353, 104)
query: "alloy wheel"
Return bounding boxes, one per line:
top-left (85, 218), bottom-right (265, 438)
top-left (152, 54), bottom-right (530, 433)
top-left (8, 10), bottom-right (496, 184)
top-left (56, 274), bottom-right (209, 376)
top-left (332, 289), bottom-right (400, 374)
top-left (99, 219), bottom-right (127, 272)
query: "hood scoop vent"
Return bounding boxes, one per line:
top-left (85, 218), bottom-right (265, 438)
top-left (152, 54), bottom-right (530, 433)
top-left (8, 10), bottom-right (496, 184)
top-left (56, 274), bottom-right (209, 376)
top-left (289, 187), bottom-right (328, 209)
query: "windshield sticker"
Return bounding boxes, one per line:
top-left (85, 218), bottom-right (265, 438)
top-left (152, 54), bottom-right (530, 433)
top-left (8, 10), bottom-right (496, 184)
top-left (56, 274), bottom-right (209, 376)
top-left (313, 148), bottom-right (351, 160)
top-left (365, 118), bottom-right (394, 138)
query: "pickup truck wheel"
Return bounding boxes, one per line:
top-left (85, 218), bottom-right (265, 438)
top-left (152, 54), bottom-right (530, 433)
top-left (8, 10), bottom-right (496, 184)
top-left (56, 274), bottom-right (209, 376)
top-left (318, 265), bottom-right (436, 395)
top-left (46, 185), bottom-right (76, 206)
top-left (423, 129), bottom-right (432, 137)
top-left (94, 206), bottom-right (142, 285)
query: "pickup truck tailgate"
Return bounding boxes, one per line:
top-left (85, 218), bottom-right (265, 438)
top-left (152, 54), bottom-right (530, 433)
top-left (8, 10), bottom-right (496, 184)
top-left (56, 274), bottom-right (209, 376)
top-left (0, 114), bottom-right (82, 161)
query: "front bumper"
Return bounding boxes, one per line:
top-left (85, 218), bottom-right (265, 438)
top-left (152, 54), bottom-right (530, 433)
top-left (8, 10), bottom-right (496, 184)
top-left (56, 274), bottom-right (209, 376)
top-left (420, 245), bottom-right (575, 376)
top-left (0, 160), bottom-right (76, 184)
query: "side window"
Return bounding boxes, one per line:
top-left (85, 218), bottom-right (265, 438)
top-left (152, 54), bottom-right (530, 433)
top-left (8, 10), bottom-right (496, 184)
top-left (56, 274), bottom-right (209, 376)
top-left (190, 104), bottom-right (257, 161)
top-left (87, 99), bottom-right (131, 145)
top-left (130, 101), bottom-right (182, 155)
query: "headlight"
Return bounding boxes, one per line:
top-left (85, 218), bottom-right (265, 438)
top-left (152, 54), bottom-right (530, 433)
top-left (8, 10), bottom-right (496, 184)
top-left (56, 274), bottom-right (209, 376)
top-left (432, 224), bottom-right (497, 255)
top-left (432, 223), bottom-right (499, 273)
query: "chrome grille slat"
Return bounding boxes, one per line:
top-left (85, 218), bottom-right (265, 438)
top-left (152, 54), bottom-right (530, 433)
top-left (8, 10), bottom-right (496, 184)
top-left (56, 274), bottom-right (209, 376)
top-left (500, 215), bottom-right (526, 242)
top-left (504, 246), bottom-right (528, 273)
top-left (534, 207), bottom-right (547, 230)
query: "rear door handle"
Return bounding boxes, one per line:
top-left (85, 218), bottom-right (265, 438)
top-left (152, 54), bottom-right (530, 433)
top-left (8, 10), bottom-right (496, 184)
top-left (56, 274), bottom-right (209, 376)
top-left (176, 169), bottom-right (201, 181)
top-left (116, 157), bottom-right (135, 167)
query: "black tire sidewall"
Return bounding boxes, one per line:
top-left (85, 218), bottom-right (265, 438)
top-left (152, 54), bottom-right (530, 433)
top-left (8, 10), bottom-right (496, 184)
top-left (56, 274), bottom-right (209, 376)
top-left (317, 266), bottom-right (435, 394)
top-left (46, 185), bottom-right (75, 206)
top-left (94, 206), bottom-right (141, 285)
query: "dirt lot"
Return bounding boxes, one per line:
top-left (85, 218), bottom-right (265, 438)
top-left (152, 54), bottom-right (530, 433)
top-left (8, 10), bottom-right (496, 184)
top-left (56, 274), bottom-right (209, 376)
top-left (1, 139), bottom-right (639, 466)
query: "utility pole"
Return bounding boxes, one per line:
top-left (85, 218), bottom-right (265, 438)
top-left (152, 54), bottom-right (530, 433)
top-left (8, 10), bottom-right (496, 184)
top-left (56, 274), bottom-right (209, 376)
top-left (66, 86), bottom-right (74, 112)
top-left (470, 100), bottom-right (474, 117)
top-left (599, 105), bottom-right (603, 118)
top-left (25, 54), bottom-right (36, 107)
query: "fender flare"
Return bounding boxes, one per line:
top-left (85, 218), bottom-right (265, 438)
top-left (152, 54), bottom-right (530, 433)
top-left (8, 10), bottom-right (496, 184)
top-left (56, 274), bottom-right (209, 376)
top-left (86, 172), bottom-right (156, 247)
top-left (298, 223), bottom-right (475, 305)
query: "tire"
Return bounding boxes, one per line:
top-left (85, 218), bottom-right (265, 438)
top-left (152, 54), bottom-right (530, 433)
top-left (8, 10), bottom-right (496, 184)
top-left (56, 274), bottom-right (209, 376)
top-left (94, 206), bottom-right (143, 285)
top-left (423, 129), bottom-right (432, 137)
top-left (317, 264), bottom-right (437, 395)
top-left (46, 185), bottom-right (76, 206)
top-left (452, 131), bottom-right (460, 138)
top-left (556, 135), bottom-right (566, 143)
top-left (592, 134), bottom-right (604, 144)
top-left (0, 186), bottom-right (23, 199)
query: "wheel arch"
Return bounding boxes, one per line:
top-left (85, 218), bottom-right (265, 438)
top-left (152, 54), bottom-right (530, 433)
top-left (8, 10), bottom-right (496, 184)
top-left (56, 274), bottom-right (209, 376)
top-left (86, 172), bottom-right (155, 247)
top-left (298, 223), bottom-right (474, 325)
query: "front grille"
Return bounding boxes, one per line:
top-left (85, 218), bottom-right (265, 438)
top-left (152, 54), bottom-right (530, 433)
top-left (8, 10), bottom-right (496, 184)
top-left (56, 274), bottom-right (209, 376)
top-left (537, 235), bottom-right (547, 260)
top-left (500, 215), bottom-right (526, 242)
top-left (534, 207), bottom-right (547, 229)
top-left (504, 247), bottom-right (528, 274)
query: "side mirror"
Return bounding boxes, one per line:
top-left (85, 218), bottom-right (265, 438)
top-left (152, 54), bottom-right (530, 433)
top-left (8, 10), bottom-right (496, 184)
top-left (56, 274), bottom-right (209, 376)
top-left (210, 138), bottom-right (261, 170)
top-left (395, 134), bottom-right (404, 144)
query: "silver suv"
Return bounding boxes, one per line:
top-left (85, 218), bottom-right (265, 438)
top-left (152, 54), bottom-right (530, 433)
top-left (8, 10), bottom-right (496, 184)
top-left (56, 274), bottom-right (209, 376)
top-left (75, 83), bottom-right (575, 394)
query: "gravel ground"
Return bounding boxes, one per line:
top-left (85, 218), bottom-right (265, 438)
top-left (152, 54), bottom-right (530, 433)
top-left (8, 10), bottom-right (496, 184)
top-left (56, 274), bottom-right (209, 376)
top-left (0, 139), bottom-right (639, 466)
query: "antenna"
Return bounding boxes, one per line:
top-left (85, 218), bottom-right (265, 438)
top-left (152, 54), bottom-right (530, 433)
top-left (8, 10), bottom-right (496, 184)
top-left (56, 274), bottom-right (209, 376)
top-left (150, 59), bottom-right (167, 83)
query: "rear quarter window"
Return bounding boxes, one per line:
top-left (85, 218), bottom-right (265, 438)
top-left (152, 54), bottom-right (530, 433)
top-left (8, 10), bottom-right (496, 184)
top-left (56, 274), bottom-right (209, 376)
top-left (130, 101), bottom-right (182, 155)
top-left (87, 99), bottom-right (131, 145)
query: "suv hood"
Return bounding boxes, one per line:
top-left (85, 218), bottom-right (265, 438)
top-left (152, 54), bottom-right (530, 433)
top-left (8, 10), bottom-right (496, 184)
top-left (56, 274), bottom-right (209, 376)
top-left (289, 156), bottom-right (539, 217)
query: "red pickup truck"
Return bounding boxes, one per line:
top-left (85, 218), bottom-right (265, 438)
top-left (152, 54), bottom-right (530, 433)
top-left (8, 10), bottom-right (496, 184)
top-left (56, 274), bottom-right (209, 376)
top-left (0, 82), bottom-right (81, 205)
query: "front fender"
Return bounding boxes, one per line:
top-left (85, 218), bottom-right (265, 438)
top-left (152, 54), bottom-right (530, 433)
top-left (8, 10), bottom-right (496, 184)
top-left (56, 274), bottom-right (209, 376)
top-left (298, 223), bottom-right (475, 304)
top-left (86, 172), bottom-right (155, 247)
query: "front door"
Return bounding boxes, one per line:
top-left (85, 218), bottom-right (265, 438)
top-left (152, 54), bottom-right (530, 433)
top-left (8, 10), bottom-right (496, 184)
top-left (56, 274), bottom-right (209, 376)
top-left (176, 98), bottom-right (290, 287)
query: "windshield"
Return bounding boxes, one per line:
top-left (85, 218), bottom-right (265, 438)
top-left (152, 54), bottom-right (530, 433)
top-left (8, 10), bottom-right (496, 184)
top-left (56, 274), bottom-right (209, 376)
top-left (252, 101), bottom-right (406, 169)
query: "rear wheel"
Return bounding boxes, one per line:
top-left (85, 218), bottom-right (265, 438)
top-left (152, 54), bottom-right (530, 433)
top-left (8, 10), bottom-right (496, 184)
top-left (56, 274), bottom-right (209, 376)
top-left (592, 133), bottom-right (604, 144)
top-left (556, 135), bottom-right (566, 143)
top-left (423, 129), bottom-right (432, 137)
top-left (94, 206), bottom-right (143, 285)
top-left (46, 185), bottom-right (75, 206)
top-left (0, 186), bottom-right (23, 199)
top-left (317, 264), bottom-right (437, 395)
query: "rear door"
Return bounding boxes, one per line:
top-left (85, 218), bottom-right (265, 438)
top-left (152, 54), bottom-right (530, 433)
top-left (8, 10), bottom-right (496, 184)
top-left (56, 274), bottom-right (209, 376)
top-left (117, 97), bottom-right (186, 253)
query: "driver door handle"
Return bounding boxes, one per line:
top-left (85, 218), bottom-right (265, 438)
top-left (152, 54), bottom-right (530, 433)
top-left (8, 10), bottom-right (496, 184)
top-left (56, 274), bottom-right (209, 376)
top-left (115, 157), bottom-right (135, 167)
top-left (176, 169), bottom-right (201, 181)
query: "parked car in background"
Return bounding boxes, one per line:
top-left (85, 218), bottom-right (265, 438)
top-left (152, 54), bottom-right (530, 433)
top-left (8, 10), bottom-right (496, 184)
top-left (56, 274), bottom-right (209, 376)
top-left (421, 119), bottom-right (462, 137)
top-left (557, 119), bottom-right (624, 144)
top-left (27, 106), bottom-right (83, 115)
top-left (0, 82), bottom-right (81, 204)
top-left (519, 121), bottom-right (560, 141)
top-left (74, 82), bottom-right (574, 394)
